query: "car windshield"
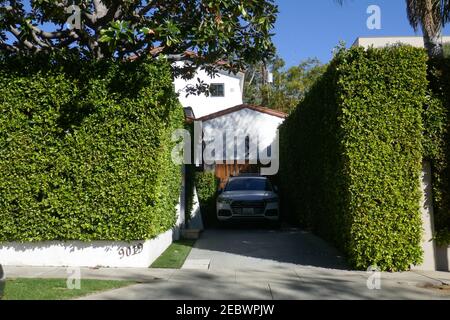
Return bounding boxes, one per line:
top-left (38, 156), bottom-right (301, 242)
top-left (225, 178), bottom-right (272, 192)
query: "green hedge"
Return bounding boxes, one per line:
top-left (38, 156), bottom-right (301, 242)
top-left (425, 58), bottom-right (450, 245)
top-left (0, 54), bottom-right (184, 242)
top-left (279, 46), bottom-right (428, 271)
top-left (194, 171), bottom-right (219, 227)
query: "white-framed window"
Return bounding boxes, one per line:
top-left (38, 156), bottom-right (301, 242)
top-left (210, 83), bottom-right (225, 97)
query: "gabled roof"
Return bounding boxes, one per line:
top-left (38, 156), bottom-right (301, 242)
top-left (195, 104), bottom-right (287, 122)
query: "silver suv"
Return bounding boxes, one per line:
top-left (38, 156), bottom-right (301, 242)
top-left (216, 176), bottom-right (279, 221)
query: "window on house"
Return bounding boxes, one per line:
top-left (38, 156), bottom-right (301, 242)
top-left (209, 83), bottom-right (225, 97)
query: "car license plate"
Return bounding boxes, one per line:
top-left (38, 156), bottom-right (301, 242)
top-left (243, 208), bottom-right (254, 215)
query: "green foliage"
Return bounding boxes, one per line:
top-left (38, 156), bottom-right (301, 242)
top-left (3, 278), bottom-right (134, 300)
top-left (1, 0), bottom-right (278, 77)
top-left (279, 46), bottom-right (428, 271)
top-left (99, 20), bottom-right (136, 52)
top-left (244, 57), bottom-right (326, 113)
top-left (195, 172), bottom-right (219, 227)
top-left (425, 57), bottom-right (450, 245)
top-left (0, 53), bottom-right (184, 242)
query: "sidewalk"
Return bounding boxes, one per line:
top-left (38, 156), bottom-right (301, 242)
top-left (3, 265), bottom-right (450, 300)
top-left (3, 265), bottom-right (175, 282)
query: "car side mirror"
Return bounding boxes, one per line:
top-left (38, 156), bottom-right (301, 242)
top-left (273, 186), bottom-right (279, 193)
top-left (217, 188), bottom-right (223, 195)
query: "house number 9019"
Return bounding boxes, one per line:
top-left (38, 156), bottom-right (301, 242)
top-left (118, 243), bottom-right (144, 259)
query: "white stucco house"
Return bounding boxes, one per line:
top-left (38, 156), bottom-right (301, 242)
top-left (174, 63), bottom-right (286, 235)
top-left (174, 63), bottom-right (286, 186)
top-left (174, 65), bottom-right (246, 119)
top-left (196, 104), bottom-right (285, 187)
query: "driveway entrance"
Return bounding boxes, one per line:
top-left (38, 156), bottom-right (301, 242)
top-left (46, 227), bottom-right (450, 300)
top-left (183, 228), bottom-right (348, 271)
top-left (73, 227), bottom-right (450, 299)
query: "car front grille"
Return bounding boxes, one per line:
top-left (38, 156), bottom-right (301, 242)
top-left (231, 201), bottom-right (266, 215)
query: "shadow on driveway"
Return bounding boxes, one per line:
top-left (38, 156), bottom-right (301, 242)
top-left (188, 226), bottom-right (349, 270)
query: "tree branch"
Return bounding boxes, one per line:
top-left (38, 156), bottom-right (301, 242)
top-left (0, 41), bottom-right (19, 53)
top-left (9, 26), bottom-right (36, 50)
top-left (31, 27), bottom-right (71, 39)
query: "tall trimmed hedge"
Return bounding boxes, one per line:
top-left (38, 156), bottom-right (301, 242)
top-left (279, 46), bottom-right (428, 271)
top-left (425, 58), bottom-right (450, 245)
top-left (0, 54), bottom-right (184, 242)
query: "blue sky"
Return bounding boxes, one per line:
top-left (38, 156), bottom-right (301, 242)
top-left (274, 0), bottom-right (450, 67)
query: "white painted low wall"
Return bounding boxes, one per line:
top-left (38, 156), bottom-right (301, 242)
top-left (0, 228), bottom-right (176, 268)
top-left (413, 161), bottom-right (437, 271)
top-left (0, 191), bottom-right (186, 268)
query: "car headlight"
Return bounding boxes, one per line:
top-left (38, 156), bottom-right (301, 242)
top-left (265, 197), bottom-right (279, 203)
top-left (217, 197), bottom-right (233, 204)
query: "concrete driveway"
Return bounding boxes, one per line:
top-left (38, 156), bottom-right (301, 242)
top-left (183, 228), bottom-right (348, 271)
top-left (79, 228), bottom-right (450, 299)
top-left (5, 227), bottom-right (450, 299)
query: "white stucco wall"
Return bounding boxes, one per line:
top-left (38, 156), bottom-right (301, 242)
top-left (202, 108), bottom-right (284, 162)
top-left (412, 161), bottom-right (437, 271)
top-left (0, 197), bottom-right (185, 268)
top-left (174, 64), bottom-right (244, 118)
top-left (353, 36), bottom-right (450, 49)
top-left (412, 161), bottom-right (450, 272)
top-left (0, 233), bottom-right (173, 268)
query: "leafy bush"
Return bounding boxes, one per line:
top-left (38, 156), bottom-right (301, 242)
top-left (0, 53), bottom-right (184, 242)
top-left (279, 46), bottom-right (427, 271)
top-left (194, 172), bottom-right (219, 227)
top-left (425, 58), bottom-right (450, 245)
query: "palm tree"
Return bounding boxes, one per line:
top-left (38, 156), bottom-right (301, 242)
top-left (406, 0), bottom-right (450, 59)
top-left (336, 0), bottom-right (450, 59)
